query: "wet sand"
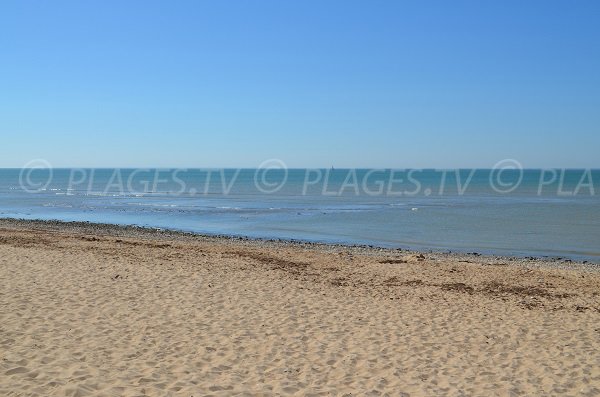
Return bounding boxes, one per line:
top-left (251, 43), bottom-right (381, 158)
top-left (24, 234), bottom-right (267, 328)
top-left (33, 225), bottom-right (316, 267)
top-left (1, 219), bottom-right (599, 396)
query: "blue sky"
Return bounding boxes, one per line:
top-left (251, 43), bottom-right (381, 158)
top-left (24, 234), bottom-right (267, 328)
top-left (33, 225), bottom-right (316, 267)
top-left (1, 0), bottom-right (599, 168)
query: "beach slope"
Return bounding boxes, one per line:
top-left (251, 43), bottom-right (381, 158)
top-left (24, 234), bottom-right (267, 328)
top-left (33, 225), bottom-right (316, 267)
top-left (0, 220), bottom-right (599, 396)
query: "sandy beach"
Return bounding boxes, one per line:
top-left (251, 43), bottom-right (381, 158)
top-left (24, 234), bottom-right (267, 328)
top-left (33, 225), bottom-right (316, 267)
top-left (0, 219), bottom-right (599, 396)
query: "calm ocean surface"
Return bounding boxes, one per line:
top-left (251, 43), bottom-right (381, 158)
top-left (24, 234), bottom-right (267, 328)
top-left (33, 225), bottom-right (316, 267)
top-left (1, 168), bottom-right (599, 261)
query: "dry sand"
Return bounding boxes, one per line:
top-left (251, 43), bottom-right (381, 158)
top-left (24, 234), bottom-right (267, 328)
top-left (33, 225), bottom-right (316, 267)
top-left (0, 219), bottom-right (599, 396)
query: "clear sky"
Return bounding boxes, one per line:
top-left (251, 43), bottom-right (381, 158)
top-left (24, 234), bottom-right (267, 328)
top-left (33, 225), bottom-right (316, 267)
top-left (1, 0), bottom-right (599, 168)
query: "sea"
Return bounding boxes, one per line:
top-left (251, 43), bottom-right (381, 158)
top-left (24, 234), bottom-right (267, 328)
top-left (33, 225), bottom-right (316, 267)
top-left (1, 168), bottom-right (599, 261)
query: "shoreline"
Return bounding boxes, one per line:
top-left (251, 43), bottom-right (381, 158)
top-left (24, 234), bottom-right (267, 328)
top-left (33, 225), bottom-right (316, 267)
top-left (1, 217), bottom-right (599, 270)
